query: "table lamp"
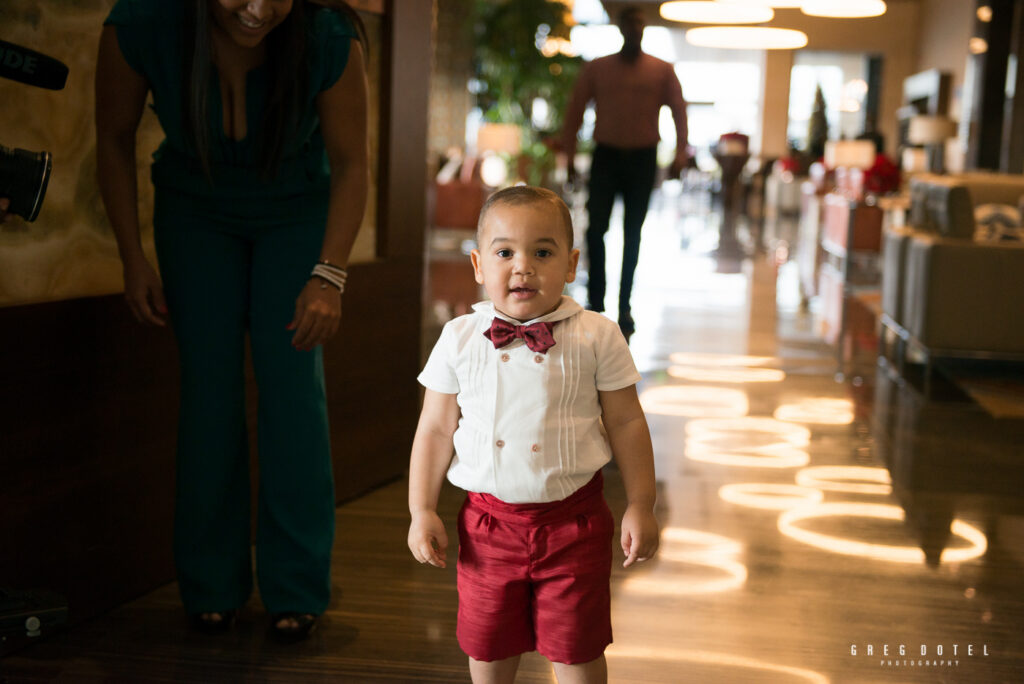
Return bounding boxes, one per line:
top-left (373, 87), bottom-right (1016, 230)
top-left (475, 123), bottom-right (521, 187)
top-left (824, 139), bottom-right (876, 198)
top-left (907, 115), bottom-right (956, 174)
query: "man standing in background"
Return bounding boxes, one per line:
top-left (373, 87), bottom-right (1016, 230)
top-left (559, 5), bottom-right (688, 335)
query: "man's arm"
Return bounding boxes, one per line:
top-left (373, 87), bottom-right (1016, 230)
top-left (408, 389), bottom-right (461, 568)
top-left (599, 385), bottom-right (659, 567)
top-left (664, 64), bottom-right (689, 178)
top-left (559, 62), bottom-right (595, 169)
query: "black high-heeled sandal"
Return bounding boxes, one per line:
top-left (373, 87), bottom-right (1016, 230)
top-left (188, 610), bottom-right (237, 634)
top-left (269, 612), bottom-right (318, 643)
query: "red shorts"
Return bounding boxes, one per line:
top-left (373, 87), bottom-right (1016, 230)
top-left (456, 471), bottom-right (614, 664)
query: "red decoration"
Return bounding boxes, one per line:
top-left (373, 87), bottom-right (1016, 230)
top-left (862, 153), bottom-right (900, 195)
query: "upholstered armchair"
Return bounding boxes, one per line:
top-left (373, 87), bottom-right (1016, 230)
top-left (880, 172), bottom-right (1024, 386)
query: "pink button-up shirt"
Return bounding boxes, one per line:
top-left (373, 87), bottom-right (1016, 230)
top-left (562, 52), bottom-right (688, 159)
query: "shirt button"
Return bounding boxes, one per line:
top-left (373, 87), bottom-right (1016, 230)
top-left (531, 444), bottom-right (540, 452)
top-left (496, 440), bottom-right (505, 448)
top-left (501, 353), bottom-right (511, 362)
top-left (534, 355), bottom-right (544, 363)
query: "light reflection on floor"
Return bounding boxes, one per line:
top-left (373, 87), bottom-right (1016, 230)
top-left (795, 465), bottom-right (892, 496)
top-left (592, 191), bottom-right (1022, 682)
top-left (777, 502), bottom-right (988, 564)
top-left (718, 482), bottom-right (825, 510)
top-left (773, 397), bottom-right (855, 425)
top-left (639, 385), bottom-right (749, 418)
top-left (606, 645), bottom-right (831, 684)
top-left (620, 527), bottom-right (748, 597)
top-left (667, 365), bottom-right (787, 383)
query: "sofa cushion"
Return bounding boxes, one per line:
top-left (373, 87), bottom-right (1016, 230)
top-left (908, 174), bottom-right (942, 233)
top-left (974, 203), bottom-right (1024, 242)
top-left (926, 182), bottom-right (975, 239)
top-left (958, 171), bottom-right (1024, 205)
top-left (902, 233), bottom-right (1024, 353)
top-left (881, 227), bottom-right (914, 323)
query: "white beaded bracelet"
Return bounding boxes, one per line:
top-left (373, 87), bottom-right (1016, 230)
top-left (311, 263), bottom-right (347, 293)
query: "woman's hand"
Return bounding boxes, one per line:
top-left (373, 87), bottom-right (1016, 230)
top-left (123, 258), bottom-right (167, 326)
top-left (287, 279), bottom-right (342, 351)
top-left (0, 197), bottom-right (12, 223)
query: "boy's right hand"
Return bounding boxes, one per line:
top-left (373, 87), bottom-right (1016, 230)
top-left (408, 510), bottom-right (449, 568)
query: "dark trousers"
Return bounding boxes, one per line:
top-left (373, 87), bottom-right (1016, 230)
top-left (585, 144), bottom-right (658, 314)
top-left (153, 189), bottom-right (335, 615)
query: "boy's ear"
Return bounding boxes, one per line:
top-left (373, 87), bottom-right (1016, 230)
top-left (565, 248), bottom-right (581, 283)
top-left (470, 249), bottom-right (485, 285)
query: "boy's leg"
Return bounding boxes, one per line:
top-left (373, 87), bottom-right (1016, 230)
top-left (469, 655), bottom-right (522, 684)
top-left (153, 200), bottom-right (253, 613)
top-left (531, 491), bottom-right (614, 667)
top-left (551, 656), bottom-right (608, 684)
top-left (249, 215), bottom-right (335, 616)
top-left (456, 497), bottom-right (534, 662)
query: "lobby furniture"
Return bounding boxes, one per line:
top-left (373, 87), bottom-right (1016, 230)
top-left (762, 169), bottom-right (805, 251)
top-left (426, 155), bottom-right (488, 319)
top-left (817, 192), bottom-right (884, 371)
top-left (712, 133), bottom-right (751, 265)
top-left (880, 172), bottom-right (1024, 392)
top-left (795, 177), bottom-right (827, 304)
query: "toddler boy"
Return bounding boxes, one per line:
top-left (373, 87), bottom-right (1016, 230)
top-left (407, 185), bottom-right (658, 683)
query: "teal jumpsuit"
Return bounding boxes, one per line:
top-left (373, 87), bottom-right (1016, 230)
top-left (105, 0), bottom-right (356, 615)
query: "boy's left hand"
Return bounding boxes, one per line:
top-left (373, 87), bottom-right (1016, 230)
top-left (620, 503), bottom-right (659, 568)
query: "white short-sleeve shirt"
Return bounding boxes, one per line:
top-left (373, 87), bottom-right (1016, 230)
top-left (417, 296), bottom-right (642, 503)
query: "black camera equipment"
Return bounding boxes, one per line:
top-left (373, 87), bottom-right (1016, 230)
top-left (0, 587), bottom-right (68, 654)
top-left (0, 39), bottom-right (68, 222)
top-left (0, 146), bottom-right (52, 222)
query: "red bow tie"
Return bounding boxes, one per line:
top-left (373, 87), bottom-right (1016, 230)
top-left (484, 318), bottom-right (557, 354)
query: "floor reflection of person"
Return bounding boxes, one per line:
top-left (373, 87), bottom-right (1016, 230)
top-left (557, 6), bottom-right (688, 334)
top-left (95, 0), bottom-right (369, 642)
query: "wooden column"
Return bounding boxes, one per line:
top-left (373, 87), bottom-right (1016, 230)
top-left (1001, 0), bottom-right (1024, 172)
top-left (965, 0), bottom-right (1014, 170)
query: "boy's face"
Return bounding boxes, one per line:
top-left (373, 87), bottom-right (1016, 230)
top-left (471, 202), bottom-right (580, 322)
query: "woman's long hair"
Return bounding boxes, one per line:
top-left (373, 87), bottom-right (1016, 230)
top-left (182, 0), bottom-right (367, 181)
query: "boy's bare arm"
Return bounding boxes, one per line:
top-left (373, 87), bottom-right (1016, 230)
top-left (599, 385), bottom-right (659, 567)
top-left (408, 389), bottom-right (461, 568)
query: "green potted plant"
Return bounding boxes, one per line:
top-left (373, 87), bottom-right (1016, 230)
top-left (471, 0), bottom-right (582, 186)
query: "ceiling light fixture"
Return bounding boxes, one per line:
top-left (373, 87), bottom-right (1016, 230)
top-left (801, 0), bottom-right (887, 19)
top-left (685, 26), bottom-right (809, 50)
top-left (721, 0), bottom-right (803, 7)
top-left (660, 1), bottom-right (774, 24)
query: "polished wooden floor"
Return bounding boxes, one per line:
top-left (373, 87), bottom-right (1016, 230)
top-left (3, 193), bottom-right (1023, 683)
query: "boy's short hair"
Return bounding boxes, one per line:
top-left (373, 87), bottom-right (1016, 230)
top-left (477, 185), bottom-right (575, 249)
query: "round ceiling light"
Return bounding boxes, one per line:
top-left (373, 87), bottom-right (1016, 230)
top-left (660, 1), bottom-right (774, 24)
top-left (801, 0), bottom-right (887, 18)
top-left (685, 26), bottom-right (808, 49)
top-left (721, 0), bottom-right (804, 7)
